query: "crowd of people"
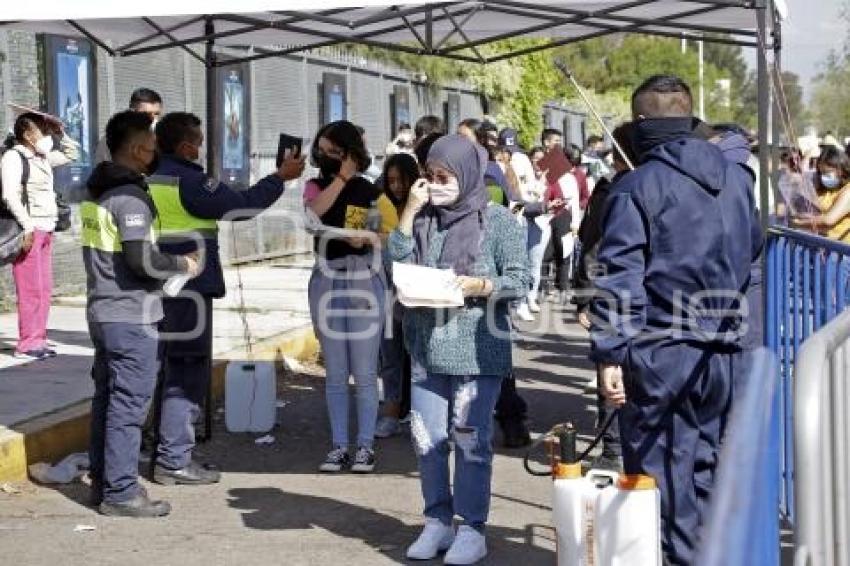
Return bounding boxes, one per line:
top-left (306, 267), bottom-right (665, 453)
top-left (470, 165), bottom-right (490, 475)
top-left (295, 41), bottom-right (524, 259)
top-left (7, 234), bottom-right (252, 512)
top-left (1, 71), bottom-right (838, 565)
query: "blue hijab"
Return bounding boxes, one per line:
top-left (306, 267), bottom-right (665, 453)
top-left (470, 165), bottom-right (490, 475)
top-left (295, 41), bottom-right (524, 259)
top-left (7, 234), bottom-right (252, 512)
top-left (413, 135), bottom-right (490, 276)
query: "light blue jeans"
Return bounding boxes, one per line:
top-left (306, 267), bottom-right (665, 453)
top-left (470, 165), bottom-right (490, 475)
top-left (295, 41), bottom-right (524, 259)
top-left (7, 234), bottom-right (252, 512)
top-left (309, 267), bottom-right (385, 449)
top-left (526, 217), bottom-right (551, 302)
top-left (410, 360), bottom-right (504, 532)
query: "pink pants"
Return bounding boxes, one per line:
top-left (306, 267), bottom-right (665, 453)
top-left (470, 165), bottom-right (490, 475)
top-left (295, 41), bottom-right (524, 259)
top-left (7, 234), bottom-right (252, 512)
top-left (13, 230), bottom-right (53, 353)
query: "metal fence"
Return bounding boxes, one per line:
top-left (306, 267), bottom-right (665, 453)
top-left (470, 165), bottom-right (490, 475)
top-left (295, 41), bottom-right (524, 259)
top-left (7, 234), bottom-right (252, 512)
top-left (793, 309), bottom-right (850, 566)
top-left (698, 348), bottom-right (780, 566)
top-left (766, 225), bottom-right (850, 524)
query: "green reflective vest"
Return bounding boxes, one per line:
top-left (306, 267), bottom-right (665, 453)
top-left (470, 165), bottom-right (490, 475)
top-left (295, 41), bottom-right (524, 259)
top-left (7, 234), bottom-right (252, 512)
top-left (147, 175), bottom-right (218, 237)
top-left (80, 200), bottom-right (156, 252)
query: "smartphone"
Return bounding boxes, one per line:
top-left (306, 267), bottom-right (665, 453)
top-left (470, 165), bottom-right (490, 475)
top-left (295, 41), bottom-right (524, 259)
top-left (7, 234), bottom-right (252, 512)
top-left (277, 133), bottom-right (303, 167)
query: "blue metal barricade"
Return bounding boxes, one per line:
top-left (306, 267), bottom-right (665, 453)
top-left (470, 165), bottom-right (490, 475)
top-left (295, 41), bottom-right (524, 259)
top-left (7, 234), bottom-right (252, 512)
top-left (698, 348), bottom-right (780, 566)
top-left (765, 226), bottom-right (850, 524)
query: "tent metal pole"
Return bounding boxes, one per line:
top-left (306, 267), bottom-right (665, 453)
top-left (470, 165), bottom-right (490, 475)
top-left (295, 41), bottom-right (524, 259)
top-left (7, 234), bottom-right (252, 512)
top-left (455, 4), bottom-right (744, 58)
top-left (205, 17), bottom-right (216, 176)
top-left (142, 17), bottom-right (205, 65)
top-left (116, 15), bottom-right (205, 52)
top-left (484, 0), bottom-right (757, 38)
top-left (771, 2), bottom-right (782, 177)
top-left (756, 0), bottom-right (770, 233)
top-left (66, 20), bottom-right (115, 56)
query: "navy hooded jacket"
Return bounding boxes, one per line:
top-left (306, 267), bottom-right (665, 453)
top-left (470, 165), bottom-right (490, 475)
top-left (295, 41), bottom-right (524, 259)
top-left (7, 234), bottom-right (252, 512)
top-left (590, 136), bottom-right (761, 365)
top-left (154, 155), bottom-right (285, 298)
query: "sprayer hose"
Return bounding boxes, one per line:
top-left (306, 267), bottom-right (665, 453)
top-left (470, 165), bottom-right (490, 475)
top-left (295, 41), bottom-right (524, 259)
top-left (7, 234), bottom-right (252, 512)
top-left (522, 410), bottom-right (620, 478)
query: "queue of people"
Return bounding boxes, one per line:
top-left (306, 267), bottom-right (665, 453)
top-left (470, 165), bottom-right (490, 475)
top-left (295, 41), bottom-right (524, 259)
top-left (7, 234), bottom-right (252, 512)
top-left (0, 72), bottom-right (801, 566)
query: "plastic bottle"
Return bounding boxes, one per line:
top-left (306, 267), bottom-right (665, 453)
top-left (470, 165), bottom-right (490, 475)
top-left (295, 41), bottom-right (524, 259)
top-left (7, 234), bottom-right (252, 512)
top-left (365, 199), bottom-right (381, 232)
top-left (225, 361), bottom-right (276, 433)
top-left (594, 474), bottom-right (662, 566)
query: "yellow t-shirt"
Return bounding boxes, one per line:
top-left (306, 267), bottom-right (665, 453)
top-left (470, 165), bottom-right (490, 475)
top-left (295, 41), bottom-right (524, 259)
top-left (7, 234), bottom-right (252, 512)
top-left (376, 193), bottom-right (399, 234)
top-left (817, 183), bottom-right (850, 243)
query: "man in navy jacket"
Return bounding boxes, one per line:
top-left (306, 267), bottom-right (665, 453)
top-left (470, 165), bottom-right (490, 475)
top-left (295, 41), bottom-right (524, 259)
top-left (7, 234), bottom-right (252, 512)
top-left (149, 112), bottom-right (304, 485)
top-left (590, 76), bottom-right (762, 565)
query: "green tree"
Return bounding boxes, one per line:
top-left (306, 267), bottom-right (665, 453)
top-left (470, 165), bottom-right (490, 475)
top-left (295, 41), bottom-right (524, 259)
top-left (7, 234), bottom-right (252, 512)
top-left (809, 3), bottom-right (850, 137)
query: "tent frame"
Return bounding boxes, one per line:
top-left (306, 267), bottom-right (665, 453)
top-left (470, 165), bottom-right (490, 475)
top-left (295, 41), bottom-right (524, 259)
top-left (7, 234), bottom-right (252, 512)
top-left (2, 0), bottom-right (782, 228)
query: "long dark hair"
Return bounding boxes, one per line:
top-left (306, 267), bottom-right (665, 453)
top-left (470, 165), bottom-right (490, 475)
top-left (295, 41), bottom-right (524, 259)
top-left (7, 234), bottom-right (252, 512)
top-left (309, 120), bottom-right (370, 173)
top-left (13, 112), bottom-right (48, 146)
top-left (815, 145), bottom-right (850, 192)
top-left (382, 153), bottom-right (419, 207)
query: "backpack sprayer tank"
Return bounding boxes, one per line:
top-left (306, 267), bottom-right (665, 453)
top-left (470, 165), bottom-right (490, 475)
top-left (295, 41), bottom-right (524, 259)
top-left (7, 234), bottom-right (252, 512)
top-left (527, 420), bottom-right (662, 566)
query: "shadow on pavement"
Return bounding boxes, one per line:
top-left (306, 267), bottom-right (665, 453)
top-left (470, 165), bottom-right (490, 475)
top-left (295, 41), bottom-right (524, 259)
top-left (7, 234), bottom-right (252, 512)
top-left (227, 486), bottom-right (555, 565)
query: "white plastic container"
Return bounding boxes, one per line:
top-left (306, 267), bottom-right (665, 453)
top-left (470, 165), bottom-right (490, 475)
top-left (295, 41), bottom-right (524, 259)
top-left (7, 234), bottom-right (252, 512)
top-left (225, 361), bottom-right (277, 433)
top-left (595, 474), bottom-right (662, 566)
top-left (553, 465), bottom-right (619, 566)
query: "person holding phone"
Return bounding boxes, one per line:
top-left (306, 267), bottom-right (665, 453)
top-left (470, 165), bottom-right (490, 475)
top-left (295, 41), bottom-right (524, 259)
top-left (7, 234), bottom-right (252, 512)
top-left (304, 120), bottom-right (396, 474)
top-left (148, 112), bottom-right (305, 486)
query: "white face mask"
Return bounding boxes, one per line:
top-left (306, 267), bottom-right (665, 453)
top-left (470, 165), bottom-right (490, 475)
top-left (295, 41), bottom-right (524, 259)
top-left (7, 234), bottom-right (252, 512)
top-left (429, 180), bottom-right (461, 206)
top-left (35, 135), bottom-right (54, 156)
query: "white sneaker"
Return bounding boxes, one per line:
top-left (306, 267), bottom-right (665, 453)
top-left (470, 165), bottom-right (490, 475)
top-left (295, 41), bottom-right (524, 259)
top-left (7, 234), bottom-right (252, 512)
top-left (516, 303), bottom-right (535, 322)
top-left (407, 518), bottom-right (455, 560)
top-left (528, 297), bottom-right (541, 313)
top-left (444, 525), bottom-right (487, 565)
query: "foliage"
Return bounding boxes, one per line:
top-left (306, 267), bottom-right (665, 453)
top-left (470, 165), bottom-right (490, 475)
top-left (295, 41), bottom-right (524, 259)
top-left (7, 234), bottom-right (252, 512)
top-left (810, 2), bottom-right (850, 137)
top-left (346, 32), bottom-right (778, 144)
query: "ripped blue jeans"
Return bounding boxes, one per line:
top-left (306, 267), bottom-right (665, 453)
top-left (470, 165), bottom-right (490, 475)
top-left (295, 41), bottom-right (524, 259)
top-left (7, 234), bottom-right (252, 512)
top-left (410, 360), bottom-right (504, 532)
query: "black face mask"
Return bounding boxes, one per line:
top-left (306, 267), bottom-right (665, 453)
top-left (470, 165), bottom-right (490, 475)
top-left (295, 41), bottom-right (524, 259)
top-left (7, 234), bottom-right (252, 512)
top-left (145, 151), bottom-right (161, 176)
top-left (632, 117), bottom-right (695, 161)
top-left (316, 154), bottom-right (342, 178)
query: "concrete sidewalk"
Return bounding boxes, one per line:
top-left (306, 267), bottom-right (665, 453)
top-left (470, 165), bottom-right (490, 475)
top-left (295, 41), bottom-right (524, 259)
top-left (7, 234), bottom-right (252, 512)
top-left (0, 258), bottom-right (318, 480)
top-left (0, 298), bottom-right (596, 566)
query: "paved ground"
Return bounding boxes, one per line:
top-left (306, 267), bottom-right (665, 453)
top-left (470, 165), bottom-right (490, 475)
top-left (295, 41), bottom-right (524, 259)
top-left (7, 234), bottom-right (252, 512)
top-left (0, 298), bottom-right (597, 566)
top-left (0, 259), bottom-right (313, 427)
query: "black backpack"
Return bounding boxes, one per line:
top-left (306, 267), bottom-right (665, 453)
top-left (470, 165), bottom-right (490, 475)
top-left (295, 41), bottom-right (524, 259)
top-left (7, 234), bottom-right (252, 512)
top-left (0, 148), bottom-right (30, 265)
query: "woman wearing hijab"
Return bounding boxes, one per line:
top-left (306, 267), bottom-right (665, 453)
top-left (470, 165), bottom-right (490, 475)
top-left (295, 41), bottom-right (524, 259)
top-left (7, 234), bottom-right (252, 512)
top-left (388, 135), bottom-right (530, 564)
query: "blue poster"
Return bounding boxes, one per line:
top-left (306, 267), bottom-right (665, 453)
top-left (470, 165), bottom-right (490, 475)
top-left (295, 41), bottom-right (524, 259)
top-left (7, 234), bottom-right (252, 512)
top-left (56, 51), bottom-right (91, 166)
top-left (329, 87), bottom-right (345, 122)
top-left (222, 71), bottom-right (245, 170)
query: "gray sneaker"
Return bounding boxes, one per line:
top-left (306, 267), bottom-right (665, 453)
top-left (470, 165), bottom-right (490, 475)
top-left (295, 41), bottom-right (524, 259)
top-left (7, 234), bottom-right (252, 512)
top-left (351, 446), bottom-right (376, 473)
top-left (375, 416), bottom-right (401, 438)
top-left (319, 447), bottom-right (350, 473)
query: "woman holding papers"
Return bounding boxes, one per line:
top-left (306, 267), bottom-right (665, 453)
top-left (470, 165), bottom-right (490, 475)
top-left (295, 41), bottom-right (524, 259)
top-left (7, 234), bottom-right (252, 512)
top-left (304, 121), bottom-right (396, 474)
top-left (388, 135), bottom-right (530, 565)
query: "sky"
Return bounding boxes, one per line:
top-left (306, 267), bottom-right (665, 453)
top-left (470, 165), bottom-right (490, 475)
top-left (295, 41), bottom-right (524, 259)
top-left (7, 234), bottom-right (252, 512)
top-left (776, 0), bottom-right (847, 100)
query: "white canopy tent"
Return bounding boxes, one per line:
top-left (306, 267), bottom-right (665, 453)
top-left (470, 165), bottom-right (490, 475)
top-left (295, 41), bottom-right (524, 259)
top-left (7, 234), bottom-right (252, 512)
top-left (0, 0), bottom-right (786, 220)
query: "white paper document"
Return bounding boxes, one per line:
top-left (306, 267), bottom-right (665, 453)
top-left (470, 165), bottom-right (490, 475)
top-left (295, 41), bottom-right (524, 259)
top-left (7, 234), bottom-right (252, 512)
top-left (303, 208), bottom-right (376, 241)
top-left (561, 232), bottom-right (575, 259)
top-left (392, 262), bottom-right (465, 308)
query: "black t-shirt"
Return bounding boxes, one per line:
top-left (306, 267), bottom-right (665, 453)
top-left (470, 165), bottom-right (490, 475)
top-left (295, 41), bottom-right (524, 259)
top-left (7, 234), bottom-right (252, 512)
top-left (315, 175), bottom-right (381, 261)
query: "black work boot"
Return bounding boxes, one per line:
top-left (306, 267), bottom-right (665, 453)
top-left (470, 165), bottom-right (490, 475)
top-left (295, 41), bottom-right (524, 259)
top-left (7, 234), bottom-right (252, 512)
top-left (99, 491), bottom-right (171, 518)
top-left (153, 460), bottom-right (221, 485)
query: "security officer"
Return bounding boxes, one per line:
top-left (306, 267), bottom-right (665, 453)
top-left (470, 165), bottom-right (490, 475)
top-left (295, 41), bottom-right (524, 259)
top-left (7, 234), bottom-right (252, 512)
top-left (149, 112), bottom-right (305, 485)
top-left (83, 110), bottom-right (199, 517)
top-left (590, 76), bottom-right (761, 564)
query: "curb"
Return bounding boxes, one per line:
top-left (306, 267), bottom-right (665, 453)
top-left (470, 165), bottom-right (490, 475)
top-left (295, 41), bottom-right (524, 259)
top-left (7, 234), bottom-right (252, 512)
top-left (0, 325), bottom-right (319, 484)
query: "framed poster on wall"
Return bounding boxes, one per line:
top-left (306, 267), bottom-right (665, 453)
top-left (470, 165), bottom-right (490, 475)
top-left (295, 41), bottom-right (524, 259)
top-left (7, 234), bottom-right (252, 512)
top-left (40, 34), bottom-right (97, 201)
top-left (445, 92), bottom-right (461, 134)
top-left (214, 63), bottom-right (251, 188)
top-left (391, 85), bottom-right (411, 136)
top-left (321, 72), bottom-right (347, 124)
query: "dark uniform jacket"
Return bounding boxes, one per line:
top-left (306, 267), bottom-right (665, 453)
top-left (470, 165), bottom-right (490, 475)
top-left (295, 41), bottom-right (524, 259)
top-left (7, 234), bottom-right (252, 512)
top-left (590, 136), bottom-right (762, 366)
top-left (154, 155), bottom-right (285, 298)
